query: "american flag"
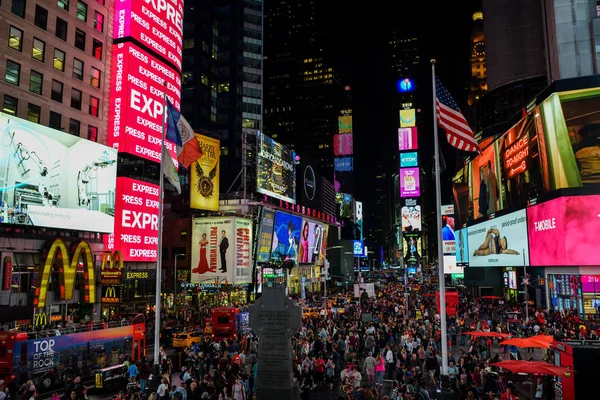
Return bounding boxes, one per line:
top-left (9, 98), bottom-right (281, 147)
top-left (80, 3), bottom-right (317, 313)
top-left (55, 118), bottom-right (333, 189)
top-left (435, 77), bottom-right (480, 153)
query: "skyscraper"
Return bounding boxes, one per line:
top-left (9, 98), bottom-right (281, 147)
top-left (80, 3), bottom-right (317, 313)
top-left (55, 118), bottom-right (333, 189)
top-left (467, 12), bottom-right (487, 107)
top-left (181, 0), bottom-right (263, 194)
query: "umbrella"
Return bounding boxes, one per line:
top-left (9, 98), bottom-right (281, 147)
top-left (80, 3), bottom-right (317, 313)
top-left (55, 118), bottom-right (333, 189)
top-left (499, 337), bottom-right (552, 349)
top-left (490, 360), bottom-right (573, 377)
top-left (462, 331), bottom-right (510, 338)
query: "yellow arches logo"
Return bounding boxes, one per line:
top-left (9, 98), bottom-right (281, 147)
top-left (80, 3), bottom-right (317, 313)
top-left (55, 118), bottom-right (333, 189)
top-left (34, 238), bottom-right (96, 308)
top-left (100, 250), bottom-right (123, 285)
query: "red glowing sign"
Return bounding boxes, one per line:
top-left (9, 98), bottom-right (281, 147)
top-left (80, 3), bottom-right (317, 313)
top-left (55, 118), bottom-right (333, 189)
top-left (103, 177), bottom-right (160, 262)
top-left (108, 42), bottom-right (181, 164)
top-left (333, 133), bottom-right (353, 156)
top-left (114, 0), bottom-right (183, 72)
top-left (504, 134), bottom-right (529, 179)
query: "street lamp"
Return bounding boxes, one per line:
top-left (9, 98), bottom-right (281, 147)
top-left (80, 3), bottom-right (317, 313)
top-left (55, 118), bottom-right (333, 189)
top-left (174, 253), bottom-right (185, 310)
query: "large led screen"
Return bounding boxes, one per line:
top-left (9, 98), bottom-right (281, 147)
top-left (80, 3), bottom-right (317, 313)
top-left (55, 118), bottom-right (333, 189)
top-left (190, 133), bottom-right (220, 211)
top-left (103, 178), bottom-right (159, 261)
top-left (333, 133), bottom-right (353, 156)
top-left (190, 217), bottom-right (252, 284)
top-left (256, 209), bottom-right (275, 263)
top-left (401, 205), bottom-right (421, 233)
top-left (398, 127), bottom-right (418, 151)
top-left (400, 168), bottom-right (420, 197)
top-left (114, 0), bottom-right (183, 72)
top-left (527, 195), bottom-right (600, 266)
top-left (400, 152), bottom-right (418, 167)
top-left (338, 115), bottom-right (352, 133)
top-left (399, 109), bottom-right (416, 128)
top-left (441, 204), bottom-right (455, 254)
top-left (443, 255), bottom-right (464, 275)
top-left (455, 228), bottom-right (469, 266)
top-left (0, 113), bottom-right (117, 232)
top-left (468, 209), bottom-right (529, 267)
top-left (256, 133), bottom-right (296, 203)
top-left (108, 43), bottom-right (181, 164)
top-left (334, 157), bottom-right (353, 172)
top-left (271, 211), bottom-right (302, 263)
top-left (336, 193), bottom-right (354, 219)
top-left (298, 219), bottom-right (324, 264)
top-left (404, 233), bottom-right (421, 265)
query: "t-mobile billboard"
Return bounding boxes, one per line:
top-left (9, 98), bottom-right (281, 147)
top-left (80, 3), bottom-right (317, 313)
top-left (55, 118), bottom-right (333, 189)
top-left (114, 0), bottom-right (183, 72)
top-left (103, 177), bottom-right (160, 262)
top-left (108, 42), bottom-right (181, 164)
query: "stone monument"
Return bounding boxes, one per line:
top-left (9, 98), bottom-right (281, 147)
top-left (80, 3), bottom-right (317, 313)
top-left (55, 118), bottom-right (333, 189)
top-left (249, 285), bottom-right (302, 399)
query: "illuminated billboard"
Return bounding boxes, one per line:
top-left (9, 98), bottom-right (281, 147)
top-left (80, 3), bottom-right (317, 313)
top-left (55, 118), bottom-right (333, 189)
top-left (441, 204), bottom-right (455, 254)
top-left (103, 177), bottom-right (160, 262)
top-left (0, 112), bottom-right (117, 233)
top-left (443, 255), bottom-right (464, 274)
top-left (190, 133), bottom-right (220, 211)
top-left (336, 193), bottom-right (354, 219)
top-left (256, 133), bottom-right (296, 203)
top-left (271, 211), bottom-right (302, 263)
top-left (334, 157), bottom-right (353, 172)
top-left (399, 109), bottom-right (416, 127)
top-left (338, 115), bottom-right (352, 133)
top-left (400, 167), bottom-right (420, 197)
top-left (333, 133), bottom-right (353, 156)
top-left (401, 205), bottom-right (421, 233)
top-left (191, 217), bottom-right (253, 284)
top-left (108, 43), bottom-right (181, 164)
top-left (397, 78), bottom-right (415, 93)
top-left (398, 127), bottom-right (418, 150)
top-left (404, 233), bottom-right (421, 265)
top-left (455, 228), bottom-right (469, 266)
top-left (400, 152), bottom-right (419, 167)
top-left (256, 209), bottom-right (275, 263)
top-left (113, 0), bottom-right (183, 72)
top-left (298, 219), bottom-right (324, 264)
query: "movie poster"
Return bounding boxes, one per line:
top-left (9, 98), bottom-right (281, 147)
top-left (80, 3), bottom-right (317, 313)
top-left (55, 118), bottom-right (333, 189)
top-left (401, 205), bottom-right (421, 233)
top-left (257, 209), bottom-right (275, 263)
top-left (256, 133), bottom-right (296, 203)
top-left (319, 224), bottom-right (329, 264)
top-left (190, 133), bottom-right (220, 211)
top-left (270, 212), bottom-right (302, 263)
top-left (234, 218), bottom-right (253, 283)
top-left (297, 219), bottom-right (323, 264)
top-left (403, 233), bottom-right (421, 265)
top-left (191, 218), bottom-right (235, 283)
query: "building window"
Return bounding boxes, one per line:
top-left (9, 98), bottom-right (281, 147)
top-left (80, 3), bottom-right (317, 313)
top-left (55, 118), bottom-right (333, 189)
top-left (49, 111), bottom-right (61, 129)
top-left (73, 58), bottom-right (84, 80)
top-left (242, 118), bottom-right (260, 129)
top-left (35, 5), bottom-right (49, 30)
top-left (69, 118), bottom-right (80, 136)
top-left (5, 60), bottom-right (21, 86)
top-left (77, 1), bottom-right (88, 22)
top-left (9, 26), bottom-right (23, 52)
top-left (89, 96), bottom-right (99, 117)
top-left (58, 0), bottom-right (69, 11)
top-left (71, 88), bottom-right (82, 110)
top-left (90, 67), bottom-right (101, 88)
top-left (87, 125), bottom-right (98, 141)
top-left (54, 49), bottom-right (66, 71)
top-left (75, 29), bottom-right (86, 50)
top-left (56, 18), bottom-right (68, 41)
top-left (94, 11), bottom-right (104, 32)
top-left (27, 103), bottom-right (41, 123)
top-left (51, 80), bottom-right (64, 102)
top-left (3, 95), bottom-right (18, 116)
top-left (32, 38), bottom-right (46, 62)
top-left (92, 39), bottom-right (103, 60)
top-left (183, 39), bottom-right (194, 49)
top-left (11, 0), bottom-right (26, 18)
top-left (29, 70), bottom-right (43, 94)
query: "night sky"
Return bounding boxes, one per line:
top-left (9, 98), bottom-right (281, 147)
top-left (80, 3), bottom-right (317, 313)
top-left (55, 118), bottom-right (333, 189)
top-left (327, 0), bottom-right (482, 243)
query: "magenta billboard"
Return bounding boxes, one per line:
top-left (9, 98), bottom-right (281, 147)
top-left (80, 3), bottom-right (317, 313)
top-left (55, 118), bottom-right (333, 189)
top-left (400, 167), bottom-right (420, 197)
top-left (398, 127), bottom-right (418, 151)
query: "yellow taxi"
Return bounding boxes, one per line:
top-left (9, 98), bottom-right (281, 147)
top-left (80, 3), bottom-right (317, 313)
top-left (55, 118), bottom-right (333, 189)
top-left (172, 330), bottom-right (203, 348)
top-left (302, 307), bottom-right (319, 319)
top-left (204, 324), bottom-right (213, 336)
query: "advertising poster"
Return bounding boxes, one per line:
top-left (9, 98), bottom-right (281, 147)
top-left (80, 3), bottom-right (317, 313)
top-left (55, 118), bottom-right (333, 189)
top-left (403, 233), bottom-right (421, 265)
top-left (0, 113), bottom-right (117, 233)
top-left (113, 0), bottom-right (183, 72)
top-left (319, 223), bottom-right (329, 263)
top-left (398, 127), bottom-right (418, 151)
top-left (333, 133), bottom-right (353, 156)
top-left (104, 178), bottom-right (160, 262)
top-left (191, 218), bottom-right (235, 283)
top-left (108, 43), bottom-right (181, 164)
top-left (399, 109), bottom-right (416, 128)
top-left (353, 240), bottom-right (364, 256)
top-left (400, 152), bottom-right (419, 167)
top-left (455, 228), bottom-right (469, 266)
top-left (401, 204), bottom-right (421, 233)
top-left (336, 193), bottom-right (354, 219)
top-left (297, 154), bottom-right (320, 210)
top-left (234, 218), bottom-right (253, 283)
top-left (581, 275), bottom-right (600, 293)
top-left (190, 134), bottom-right (220, 211)
top-left (298, 219), bottom-right (323, 264)
top-left (256, 133), bottom-right (296, 203)
top-left (334, 157), bottom-right (353, 172)
top-left (527, 195), bottom-right (600, 266)
top-left (443, 255), bottom-right (464, 275)
top-left (441, 204), bottom-right (456, 254)
top-left (400, 168), bottom-right (420, 197)
top-left (270, 211), bottom-right (302, 263)
top-left (338, 115), bottom-right (352, 133)
top-left (468, 209), bottom-right (529, 267)
top-left (257, 209), bottom-right (275, 263)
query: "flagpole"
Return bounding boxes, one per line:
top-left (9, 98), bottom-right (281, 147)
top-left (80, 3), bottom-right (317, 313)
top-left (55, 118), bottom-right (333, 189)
top-left (152, 81), bottom-right (168, 381)
top-left (431, 59), bottom-right (449, 377)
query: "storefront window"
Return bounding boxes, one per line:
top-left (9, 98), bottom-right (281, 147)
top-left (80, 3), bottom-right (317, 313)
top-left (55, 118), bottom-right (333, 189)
top-left (12, 253), bottom-right (41, 294)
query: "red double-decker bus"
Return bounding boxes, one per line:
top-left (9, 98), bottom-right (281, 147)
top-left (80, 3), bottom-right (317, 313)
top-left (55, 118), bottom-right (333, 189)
top-left (0, 314), bottom-right (146, 391)
top-left (211, 307), bottom-right (250, 340)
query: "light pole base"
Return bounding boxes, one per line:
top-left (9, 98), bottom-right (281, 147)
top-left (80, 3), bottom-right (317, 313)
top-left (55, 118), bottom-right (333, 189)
top-left (149, 363), bottom-right (161, 392)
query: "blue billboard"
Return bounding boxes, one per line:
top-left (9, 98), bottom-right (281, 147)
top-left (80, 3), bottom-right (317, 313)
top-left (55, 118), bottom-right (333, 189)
top-left (397, 78), bottom-right (415, 93)
top-left (334, 157), bottom-right (353, 172)
top-left (270, 211), bottom-right (302, 263)
top-left (400, 152), bottom-right (419, 167)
